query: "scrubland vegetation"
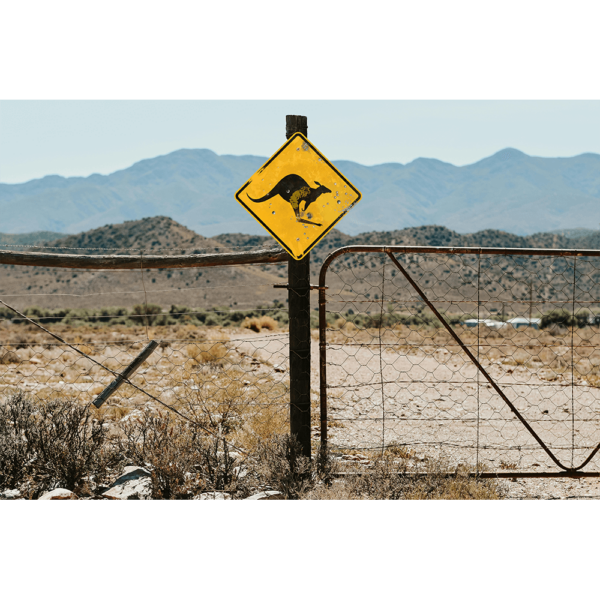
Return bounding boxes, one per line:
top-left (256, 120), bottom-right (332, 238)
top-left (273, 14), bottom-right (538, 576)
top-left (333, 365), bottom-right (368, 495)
top-left (0, 391), bottom-right (503, 499)
top-left (0, 301), bottom-right (289, 330)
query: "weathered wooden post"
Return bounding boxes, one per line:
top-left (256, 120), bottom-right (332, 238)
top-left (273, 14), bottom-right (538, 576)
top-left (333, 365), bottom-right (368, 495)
top-left (234, 115), bottom-right (361, 458)
top-left (286, 115), bottom-right (312, 459)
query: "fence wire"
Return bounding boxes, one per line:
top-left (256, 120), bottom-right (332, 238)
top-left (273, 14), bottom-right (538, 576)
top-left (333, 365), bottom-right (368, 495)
top-left (0, 249), bottom-right (291, 453)
top-left (320, 248), bottom-right (600, 475)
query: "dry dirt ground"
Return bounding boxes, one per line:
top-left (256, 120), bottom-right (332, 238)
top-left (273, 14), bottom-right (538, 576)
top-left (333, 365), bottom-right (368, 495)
top-left (3, 322), bottom-right (600, 499)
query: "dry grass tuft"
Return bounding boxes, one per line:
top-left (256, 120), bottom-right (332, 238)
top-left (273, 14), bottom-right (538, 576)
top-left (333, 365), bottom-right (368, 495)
top-left (241, 317), bottom-right (262, 332)
top-left (0, 349), bottom-right (19, 364)
top-left (303, 457), bottom-right (505, 500)
top-left (241, 316), bottom-right (278, 333)
top-left (258, 316), bottom-right (278, 331)
top-left (186, 342), bottom-right (228, 364)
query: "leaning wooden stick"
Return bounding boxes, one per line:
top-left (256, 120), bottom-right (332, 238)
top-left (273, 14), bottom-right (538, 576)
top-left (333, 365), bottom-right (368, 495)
top-left (92, 340), bottom-right (158, 408)
top-left (0, 298), bottom-right (249, 456)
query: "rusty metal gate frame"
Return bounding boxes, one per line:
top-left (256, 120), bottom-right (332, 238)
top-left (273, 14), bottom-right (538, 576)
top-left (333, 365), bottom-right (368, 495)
top-left (318, 245), bottom-right (600, 478)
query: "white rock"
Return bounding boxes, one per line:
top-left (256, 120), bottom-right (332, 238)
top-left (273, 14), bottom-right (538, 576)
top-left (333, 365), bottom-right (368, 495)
top-left (245, 490), bottom-right (284, 500)
top-left (102, 466), bottom-right (152, 500)
top-left (39, 488), bottom-right (78, 500)
top-left (216, 450), bottom-right (241, 462)
top-left (233, 465), bottom-right (248, 479)
top-left (195, 492), bottom-right (232, 500)
top-left (0, 489), bottom-right (21, 500)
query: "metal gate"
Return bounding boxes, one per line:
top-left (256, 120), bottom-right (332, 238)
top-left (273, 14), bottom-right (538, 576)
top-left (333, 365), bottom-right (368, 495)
top-left (318, 245), bottom-right (600, 477)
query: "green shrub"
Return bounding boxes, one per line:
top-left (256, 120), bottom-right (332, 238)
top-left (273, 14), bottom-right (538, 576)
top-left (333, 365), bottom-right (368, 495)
top-left (130, 303), bottom-right (163, 326)
top-left (541, 309), bottom-right (575, 329)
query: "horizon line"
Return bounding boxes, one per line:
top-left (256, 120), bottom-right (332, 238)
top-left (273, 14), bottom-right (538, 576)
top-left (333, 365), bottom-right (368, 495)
top-left (2, 146), bottom-right (600, 186)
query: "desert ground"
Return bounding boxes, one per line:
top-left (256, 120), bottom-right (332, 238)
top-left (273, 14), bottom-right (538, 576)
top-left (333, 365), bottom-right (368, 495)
top-left (3, 317), bottom-right (600, 499)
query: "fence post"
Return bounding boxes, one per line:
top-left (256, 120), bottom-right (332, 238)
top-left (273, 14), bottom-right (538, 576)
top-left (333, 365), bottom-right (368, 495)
top-left (286, 114), bottom-right (312, 459)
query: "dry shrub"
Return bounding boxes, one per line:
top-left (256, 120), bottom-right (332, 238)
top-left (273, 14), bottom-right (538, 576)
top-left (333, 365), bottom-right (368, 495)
top-left (183, 372), bottom-right (249, 434)
top-left (101, 404), bottom-right (131, 421)
top-left (117, 409), bottom-right (248, 498)
top-left (546, 323), bottom-right (568, 337)
top-left (385, 443), bottom-right (416, 460)
top-left (0, 392), bottom-right (120, 496)
top-left (0, 392), bottom-right (36, 490)
top-left (305, 457), bottom-right (504, 500)
top-left (242, 317), bottom-right (262, 332)
top-left (253, 435), bottom-right (333, 499)
top-left (175, 367), bottom-right (289, 453)
top-left (0, 350), bottom-right (19, 364)
top-left (343, 321), bottom-right (357, 334)
top-left (242, 316), bottom-right (278, 333)
top-left (258, 316), bottom-right (278, 331)
top-left (186, 342), bottom-right (228, 365)
top-left (239, 403), bottom-right (288, 450)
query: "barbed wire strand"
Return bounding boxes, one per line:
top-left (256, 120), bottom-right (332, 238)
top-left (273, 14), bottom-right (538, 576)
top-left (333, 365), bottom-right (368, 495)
top-left (0, 297), bottom-right (249, 455)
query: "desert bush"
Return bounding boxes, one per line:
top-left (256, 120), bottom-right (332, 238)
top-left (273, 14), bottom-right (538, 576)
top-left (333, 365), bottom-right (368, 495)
top-left (0, 393), bottom-right (119, 496)
top-left (0, 302), bottom-right (293, 330)
top-left (195, 436), bottom-right (248, 494)
top-left (243, 315), bottom-right (279, 332)
top-left (117, 410), bottom-right (200, 498)
top-left (204, 315), bottom-right (221, 327)
top-left (97, 307), bottom-right (129, 323)
top-left (26, 398), bottom-right (118, 495)
top-left (186, 342), bottom-right (228, 365)
top-left (0, 392), bottom-right (37, 489)
top-left (117, 409), bottom-right (248, 498)
top-left (241, 317), bottom-right (262, 332)
top-left (130, 303), bottom-right (163, 326)
top-left (253, 434), bottom-right (315, 499)
top-left (258, 316), bottom-right (278, 331)
top-left (0, 349), bottom-right (19, 364)
top-left (541, 309), bottom-right (575, 330)
top-left (308, 457), bottom-right (504, 500)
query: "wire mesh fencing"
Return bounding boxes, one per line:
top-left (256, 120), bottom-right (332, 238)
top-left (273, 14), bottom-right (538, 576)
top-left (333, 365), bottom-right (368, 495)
top-left (0, 241), bottom-right (293, 452)
top-left (319, 246), bottom-right (600, 476)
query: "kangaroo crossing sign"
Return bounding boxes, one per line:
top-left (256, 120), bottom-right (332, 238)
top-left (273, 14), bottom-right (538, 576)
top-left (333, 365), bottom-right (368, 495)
top-left (235, 133), bottom-right (362, 260)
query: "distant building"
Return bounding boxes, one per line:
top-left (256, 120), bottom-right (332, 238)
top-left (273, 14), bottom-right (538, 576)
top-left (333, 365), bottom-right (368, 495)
top-left (463, 318), bottom-right (504, 329)
top-left (462, 317), bottom-right (540, 330)
top-left (506, 317), bottom-right (541, 330)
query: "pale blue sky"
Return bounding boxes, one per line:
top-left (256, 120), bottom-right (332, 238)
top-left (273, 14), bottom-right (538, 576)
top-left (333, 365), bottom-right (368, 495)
top-left (1, 100), bottom-right (600, 184)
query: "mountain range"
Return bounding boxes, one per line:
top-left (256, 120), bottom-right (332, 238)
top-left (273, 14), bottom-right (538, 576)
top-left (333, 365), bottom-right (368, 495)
top-left (1, 147), bottom-right (599, 237)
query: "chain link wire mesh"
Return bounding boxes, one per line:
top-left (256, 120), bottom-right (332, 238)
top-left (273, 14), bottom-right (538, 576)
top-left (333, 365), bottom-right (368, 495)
top-left (0, 249), bottom-right (292, 453)
top-left (320, 248), bottom-right (600, 475)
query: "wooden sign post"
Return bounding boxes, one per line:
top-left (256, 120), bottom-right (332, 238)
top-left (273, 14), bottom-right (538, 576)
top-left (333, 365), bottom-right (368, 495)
top-left (234, 115), bottom-right (361, 458)
top-left (286, 115), bottom-right (312, 459)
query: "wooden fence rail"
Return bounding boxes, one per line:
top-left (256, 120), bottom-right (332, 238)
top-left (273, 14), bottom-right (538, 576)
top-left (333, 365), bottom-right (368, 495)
top-left (0, 247), bottom-right (289, 270)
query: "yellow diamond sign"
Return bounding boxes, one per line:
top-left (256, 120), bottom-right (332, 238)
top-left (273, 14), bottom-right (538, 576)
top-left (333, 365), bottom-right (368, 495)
top-left (235, 133), bottom-right (362, 260)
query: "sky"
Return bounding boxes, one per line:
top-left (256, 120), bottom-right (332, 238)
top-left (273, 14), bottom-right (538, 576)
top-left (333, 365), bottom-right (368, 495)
top-left (1, 100), bottom-right (600, 184)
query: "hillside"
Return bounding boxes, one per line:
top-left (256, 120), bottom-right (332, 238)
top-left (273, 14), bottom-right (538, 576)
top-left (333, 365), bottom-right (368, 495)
top-left (0, 231), bottom-right (65, 246)
top-left (0, 217), bottom-right (286, 312)
top-left (39, 216), bottom-right (227, 254)
top-left (2, 217), bottom-right (598, 316)
top-left (1, 147), bottom-right (600, 237)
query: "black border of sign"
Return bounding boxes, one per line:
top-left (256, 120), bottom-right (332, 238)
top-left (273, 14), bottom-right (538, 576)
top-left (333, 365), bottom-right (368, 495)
top-left (234, 132), bottom-right (362, 260)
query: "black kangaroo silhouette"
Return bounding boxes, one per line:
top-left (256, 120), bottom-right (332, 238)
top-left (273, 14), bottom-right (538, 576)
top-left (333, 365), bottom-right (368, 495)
top-left (247, 174), bottom-right (331, 226)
